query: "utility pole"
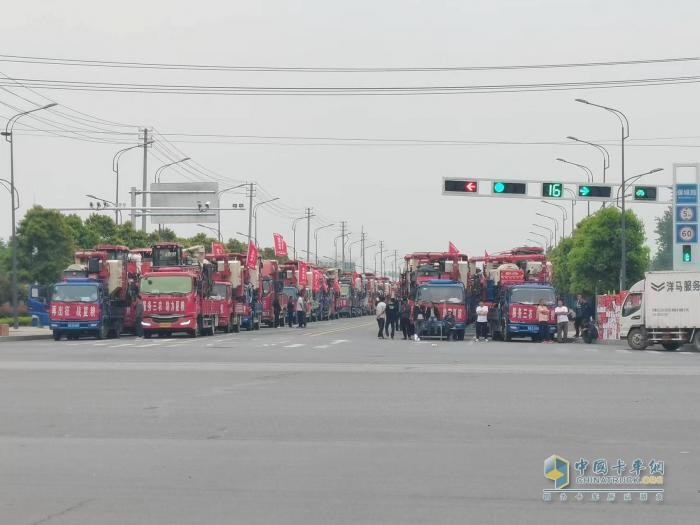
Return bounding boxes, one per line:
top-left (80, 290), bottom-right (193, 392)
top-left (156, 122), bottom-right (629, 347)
top-left (140, 128), bottom-right (149, 232)
top-left (247, 182), bottom-right (254, 246)
top-left (340, 221), bottom-right (346, 270)
top-left (306, 207), bottom-right (312, 262)
top-left (394, 249), bottom-right (398, 279)
top-left (379, 240), bottom-right (384, 277)
top-left (361, 226), bottom-right (366, 274)
top-left (130, 187), bottom-right (137, 226)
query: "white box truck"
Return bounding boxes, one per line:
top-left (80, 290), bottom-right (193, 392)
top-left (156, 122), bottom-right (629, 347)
top-left (620, 271), bottom-right (700, 351)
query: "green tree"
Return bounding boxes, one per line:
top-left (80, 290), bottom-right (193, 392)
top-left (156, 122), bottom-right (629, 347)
top-left (226, 238), bottom-right (248, 254)
top-left (566, 207), bottom-right (649, 295)
top-left (83, 214), bottom-right (117, 244)
top-left (651, 206), bottom-right (673, 270)
top-left (0, 239), bottom-right (10, 304)
top-left (548, 237), bottom-right (574, 294)
top-left (15, 206), bottom-right (75, 285)
top-left (64, 214), bottom-right (100, 249)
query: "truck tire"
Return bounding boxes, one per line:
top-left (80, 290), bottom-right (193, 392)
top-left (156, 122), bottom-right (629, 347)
top-left (224, 316), bottom-right (233, 333)
top-left (53, 331), bottom-right (62, 341)
top-left (694, 331), bottom-right (700, 352)
top-left (661, 342), bottom-right (681, 351)
top-left (502, 320), bottom-right (511, 342)
top-left (97, 323), bottom-right (109, 340)
top-left (627, 328), bottom-right (647, 350)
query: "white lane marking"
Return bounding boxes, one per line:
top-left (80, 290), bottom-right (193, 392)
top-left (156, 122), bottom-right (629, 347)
top-left (134, 343), bottom-right (161, 348)
top-left (93, 343), bottom-right (110, 347)
top-left (283, 343), bottom-right (305, 348)
top-left (111, 343), bottom-right (134, 348)
top-left (330, 339), bottom-right (349, 345)
top-left (645, 351), bottom-right (664, 356)
top-left (313, 345), bottom-right (330, 349)
top-left (615, 349), bottom-right (632, 354)
top-left (309, 322), bottom-right (374, 337)
top-left (584, 348), bottom-right (599, 352)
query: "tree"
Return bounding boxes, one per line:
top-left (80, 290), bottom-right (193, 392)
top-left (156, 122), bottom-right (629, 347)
top-left (83, 214), bottom-right (117, 243)
top-left (565, 207), bottom-right (649, 295)
top-left (226, 238), bottom-right (247, 254)
top-left (651, 206), bottom-right (673, 270)
top-left (0, 239), bottom-right (10, 305)
top-left (548, 237), bottom-right (574, 294)
top-left (15, 206), bottom-right (75, 285)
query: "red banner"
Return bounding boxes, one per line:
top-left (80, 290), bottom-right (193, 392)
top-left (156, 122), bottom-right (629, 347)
top-left (246, 243), bottom-right (258, 270)
top-left (211, 242), bottom-right (226, 256)
top-left (500, 269), bottom-right (525, 284)
top-left (50, 302), bottom-right (101, 321)
top-left (298, 262), bottom-right (308, 285)
top-left (448, 242), bottom-right (460, 255)
top-left (273, 233), bottom-right (288, 257)
top-left (312, 269), bottom-right (322, 292)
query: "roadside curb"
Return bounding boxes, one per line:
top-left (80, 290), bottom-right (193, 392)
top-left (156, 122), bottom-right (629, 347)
top-left (0, 334), bottom-right (53, 343)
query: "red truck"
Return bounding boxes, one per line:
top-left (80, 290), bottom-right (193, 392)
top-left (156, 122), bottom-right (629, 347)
top-left (260, 259), bottom-right (285, 327)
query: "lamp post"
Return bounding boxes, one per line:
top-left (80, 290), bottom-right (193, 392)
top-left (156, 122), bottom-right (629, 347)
top-left (557, 157), bottom-right (594, 216)
top-left (216, 183), bottom-right (247, 242)
top-left (0, 178), bottom-right (20, 208)
top-left (541, 201), bottom-right (567, 239)
top-left (615, 168), bottom-right (664, 207)
top-left (314, 224), bottom-right (334, 265)
top-left (374, 251), bottom-right (382, 275)
top-left (563, 188), bottom-right (577, 232)
top-left (154, 157), bottom-right (191, 183)
top-left (2, 102), bottom-right (58, 330)
top-left (575, 98), bottom-right (630, 290)
top-left (526, 237), bottom-right (545, 250)
top-left (348, 238), bottom-right (363, 269)
top-left (197, 223), bottom-right (221, 241)
top-left (533, 224), bottom-right (554, 249)
top-left (113, 141), bottom-right (152, 224)
top-left (529, 231), bottom-right (550, 251)
top-left (535, 213), bottom-right (559, 247)
top-left (566, 135), bottom-right (610, 208)
top-left (333, 232), bottom-right (349, 267)
top-left (291, 216), bottom-right (307, 260)
top-left (253, 197), bottom-right (280, 245)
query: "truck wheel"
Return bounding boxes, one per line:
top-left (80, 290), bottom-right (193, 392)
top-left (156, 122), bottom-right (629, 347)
top-left (694, 331), bottom-right (700, 352)
top-left (97, 323), bottom-right (109, 340)
top-left (456, 330), bottom-right (465, 341)
top-left (627, 328), bottom-right (647, 350)
top-left (501, 321), bottom-right (511, 342)
top-left (53, 331), bottom-right (62, 341)
top-left (224, 317), bottom-right (233, 333)
top-left (661, 342), bottom-right (681, 351)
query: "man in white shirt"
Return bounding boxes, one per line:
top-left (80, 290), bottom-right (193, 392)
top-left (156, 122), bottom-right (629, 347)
top-left (296, 293), bottom-right (306, 328)
top-left (475, 300), bottom-right (489, 341)
top-left (554, 299), bottom-right (570, 343)
top-left (375, 297), bottom-right (387, 339)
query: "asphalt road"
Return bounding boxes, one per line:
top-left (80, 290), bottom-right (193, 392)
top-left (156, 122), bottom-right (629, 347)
top-left (1, 317), bottom-right (698, 524)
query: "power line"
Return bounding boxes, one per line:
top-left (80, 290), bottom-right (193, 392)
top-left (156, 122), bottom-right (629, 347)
top-left (2, 52), bottom-right (700, 73)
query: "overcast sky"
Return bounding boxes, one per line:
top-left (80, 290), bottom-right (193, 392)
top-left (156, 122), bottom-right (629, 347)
top-left (1, 0), bottom-right (699, 268)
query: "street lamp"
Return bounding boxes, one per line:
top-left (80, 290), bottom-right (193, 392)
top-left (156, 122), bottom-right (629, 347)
top-left (541, 201), bottom-right (567, 239)
top-left (374, 251), bottom-right (382, 275)
top-left (557, 157), bottom-right (594, 216)
top-left (348, 238), bottom-right (363, 270)
top-left (615, 168), bottom-right (664, 206)
top-left (113, 141), bottom-right (152, 224)
top-left (253, 197), bottom-right (280, 245)
top-left (529, 231), bottom-right (550, 251)
top-left (526, 237), bottom-right (545, 250)
top-left (0, 178), bottom-right (20, 209)
top-left (2, 102), bottom-right (58, 330)
top-left (575, 98), bottom-right (630, 290)
top-left (535, 213), bottom-right (559, 246)
top-left (197, 223), bottom-right (221, 241)
top-left (217, 183), bottom-right (247, 242)
top-left (563, 188), bottom-right (577, 232)
top-left (333, 232), bottom-right (349, 267)
top-left (154, 157), bottom-right (191, 183)
top-left (533, 224), bottom-right (554, 248)
top-left (291, 216), bottom-right (307, 260)
top-left (567, 135), bottom-right (610, 184)
top-left (314, 224), bottom-right (334, 265)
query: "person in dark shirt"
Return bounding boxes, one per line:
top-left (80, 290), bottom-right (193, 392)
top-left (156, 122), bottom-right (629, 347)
top-left (286, 296), bottom-right (295, 328)
top-left (385, 297), bottom-right (399, 339)
top-left (273, 296), bottom-right (281, 328)
top-left (399, 299), bottom-right (411, 340)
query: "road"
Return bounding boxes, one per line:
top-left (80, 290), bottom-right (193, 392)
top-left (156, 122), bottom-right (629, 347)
top-left (0, 317), bottom-right (698, 524)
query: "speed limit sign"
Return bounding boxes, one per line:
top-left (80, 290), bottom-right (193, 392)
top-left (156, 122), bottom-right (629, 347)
top-left (676, 205), bottom-right (697, 223)
top-left (676, 224), bottom-right (698, 243)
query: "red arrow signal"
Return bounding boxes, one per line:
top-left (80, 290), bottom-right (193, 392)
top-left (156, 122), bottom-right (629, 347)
top-left (464, 181), bottom-right (477, 192)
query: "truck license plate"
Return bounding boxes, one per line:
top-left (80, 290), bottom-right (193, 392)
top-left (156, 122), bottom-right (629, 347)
top-left (527, 326), bottom-right (538, 333)
top-left (68, 323), bottom-right (79, 328)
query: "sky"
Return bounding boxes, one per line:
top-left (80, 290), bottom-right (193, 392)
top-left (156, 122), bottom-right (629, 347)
top-left (1, 0), bottom-right (699, 269)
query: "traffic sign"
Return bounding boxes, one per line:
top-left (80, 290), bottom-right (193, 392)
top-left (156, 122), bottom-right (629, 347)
top-left (542, 182), bottom-right (563, 198)
top-left (676, 205), bottom-right (697, 223)
top-left (676, 224), bottom-right (698, 243)
top-left (633, 186), bottom-right (658, 201)
top-left (676, 184), bottom-right (698, 204)
top-left (682, 245), bottom-right (692, 262)
top-left (493, 181), bottom-right (526, 195)
top-left (578, 184), bottom-right (612, 199)
top-left (443, 179), bottom-right (479, 194)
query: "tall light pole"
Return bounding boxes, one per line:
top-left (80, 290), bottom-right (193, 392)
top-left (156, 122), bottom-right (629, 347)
top-left (615, 168), bottom-right (663, 207)
top-left (291, 216), bottom-right (307, 260)
top-left (197, 223), bottom-right (221, 241)
top-left (566, 135), bottom-right (610, 204)
top-left (533, 224), bottom-right (554, 249)
top-left (2, 102), bottom-right (58, 330)
top-left (541, 201), bottom-right (567, 239)
top-left (154, 157), bottom-right (191, 183)
top-left (575, 98), bottom-right (630, 290)
top-left (348, 238), bottom-right (363, 269)
top-left (314, 224), bottom-right (334, 265)
top-left (113, 141), bottom-right (152, 224)
top-left (557, 157), bottom-right (594, 216)
top-left (563, 188), bottom-right (577, 232)
top-left (526, 237), bottom-right (545, 250)
top-left (535, 213), bottom-right (559, 247)
top-left (253, 197), bottom-right (280, 245)
top-left (529, 231), bottom-right (550, 251)
top-left (217, 183), bottom-right (247, 242)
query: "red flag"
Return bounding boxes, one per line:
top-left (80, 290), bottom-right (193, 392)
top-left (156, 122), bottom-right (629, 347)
top-left (211, 242), bottom-right (226, 256)
top-left (298, 262), bottom-right (308, 285)
top-left (246, 242), bottom-right (258, 270)
top-left (273, 233), bottom-right (288, 257)
top-left (448, 242), bottom-right (459, 255)
top-left (312, 269), bottom-right (322, 292)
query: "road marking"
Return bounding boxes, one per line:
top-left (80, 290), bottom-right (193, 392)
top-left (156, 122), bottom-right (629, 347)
top-left (283, 343), bottom-right (305, 348)
top-left (93, 342), bottom-right (110, 346)
top-left (330, 339), bottom-right (349, 345)
top-left (615, 349), bottom-right (632, 354)
top-left (313, 345), bottom-right (330, 349)
top-left (584, 348), bottom-right (598, 352)
top-left (111, 343), bottom-right (134, 348)
top-left (134, 343), bottom-right (161, 348)
top-left (308, 322), bottom-right (374, 337)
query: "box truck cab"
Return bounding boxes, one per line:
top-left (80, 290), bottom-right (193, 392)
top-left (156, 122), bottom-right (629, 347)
top-left (620, 271), bottom-right (700, 351)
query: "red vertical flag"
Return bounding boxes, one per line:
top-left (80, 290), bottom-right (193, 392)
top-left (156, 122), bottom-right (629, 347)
top-left (273, 233), bottom-right (288, 257)
top-left (298, 262), bottom-right (308, 285)
top-left (448, 242), bottom-right (460, 255)
top-left (211, 242), bottom-right (226, 255)
top-left (246, 242), bottom-right (258, 270)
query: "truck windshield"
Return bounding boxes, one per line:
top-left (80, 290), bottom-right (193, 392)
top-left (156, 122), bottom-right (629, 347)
top-left (340, 284), bottom-right (351, 297)
top-left (622, 293), bottom-right (642, 317)
top-left (52, 284), bottom-right (99, 302)
top-left (140, 275), bottom-right (192, 295)
top-left (211, 283), bottom-right (228, 299)
top-left (510, 287), bottom-right (555, 305)
top-left (283, 286), bottom-right (298, 300)
top-left (416, 285), bottom-right (464, 303)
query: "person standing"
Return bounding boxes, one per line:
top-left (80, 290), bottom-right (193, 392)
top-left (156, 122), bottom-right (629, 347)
top-left (554, 299), bottom-right (570, 343)
top-left (537, 299), bottom-right (551, 343)
top-left (574, 294), bottom-right (587, 338)
top-left (399, 299), bottom-right (411, 340)
top-left (296, 293), bottom-right (306, 328)
top-left (134, 295), bottom-right (144, 338)
top-left (475, 300), bottom-right (489, 341)
top-left (385, 296), bottom-right (398, 339)
top-left (287, 296), bottom-right (295, 328)
top-left (412, 303), bottom-right (425, 341)
top-left (273, 296), bottom-right (281, 328)
top-left (376, 297), bottom-right (387, 339)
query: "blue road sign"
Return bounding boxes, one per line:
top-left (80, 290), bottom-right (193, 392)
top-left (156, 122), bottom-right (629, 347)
top-left (675, 184), bottom-right (698, 204)
top-left (676, 205), bottom-right (697, 223)
top-left (676, 224), bottom-right (698, 244)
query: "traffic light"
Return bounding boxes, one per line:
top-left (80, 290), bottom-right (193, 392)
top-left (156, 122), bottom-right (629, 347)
top-left (542, 182), bottom-right (563, 198)
top-left (493, 181), bottom-right (526, 195)
top-left (578, 185), bottom-right (612, 198)
top-left (633, 186), bottom-right (658, 201)
top-left (443, 179), bottom-right (478, 193)
top-left (682, 244), bottom-right (692, 263)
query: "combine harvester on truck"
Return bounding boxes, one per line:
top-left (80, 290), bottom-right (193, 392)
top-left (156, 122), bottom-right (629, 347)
top-left (470, 246), bottom-right (556, 341)
top-left (50, 244), bottom-right (136, 340)
top-left (401, 252), bottom-right (471, 340)
top-left (621, 270), bottom-right (700, 351)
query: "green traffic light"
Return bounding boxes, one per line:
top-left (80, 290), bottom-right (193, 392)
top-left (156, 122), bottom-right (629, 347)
top-left (682, 245), bottom-right (692, 262)
top-left (579, 186), bottom-right (591, 197)
top-left (494, 182), bottom-right (506, 193)
top-left (635, 188), bottom-right (646, 198)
